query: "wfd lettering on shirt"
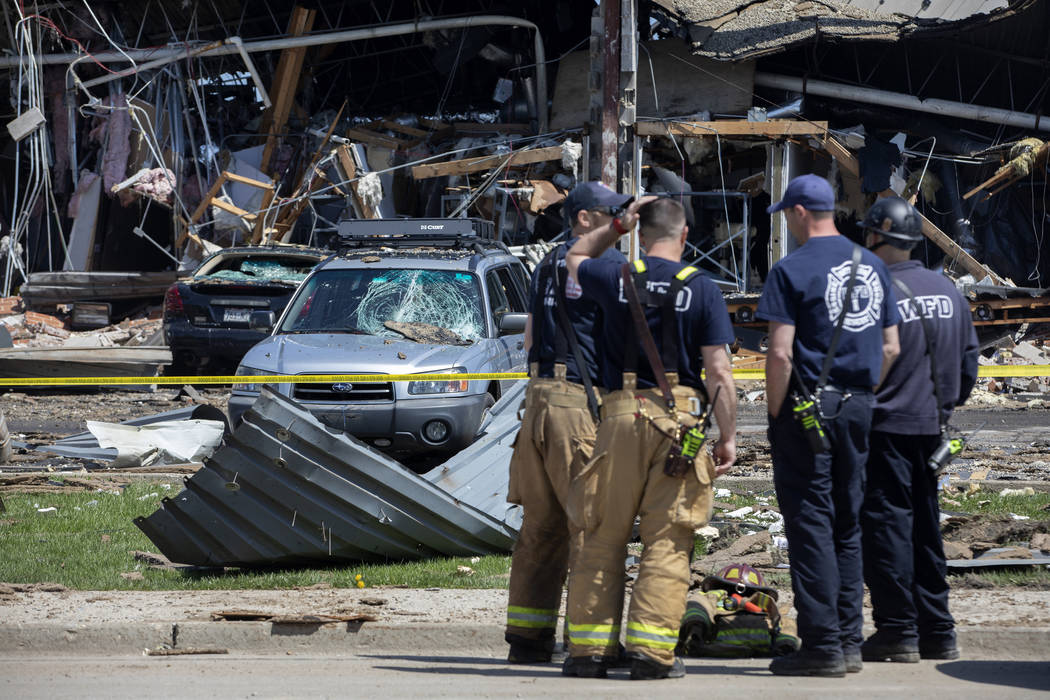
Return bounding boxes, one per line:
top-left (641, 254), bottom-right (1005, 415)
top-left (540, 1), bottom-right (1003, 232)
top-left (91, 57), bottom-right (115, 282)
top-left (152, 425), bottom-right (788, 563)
top-left (615, 279), bottom-right (693, 311)
top-left (896, 294), bottom-right (955, 323)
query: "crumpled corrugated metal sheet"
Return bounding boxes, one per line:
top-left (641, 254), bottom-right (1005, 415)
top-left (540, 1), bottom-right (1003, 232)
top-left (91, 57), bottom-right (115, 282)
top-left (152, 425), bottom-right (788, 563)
top-left (135, 386), bottom-right (522, 566)
top-left (423, 380), bottom-right (524, 531)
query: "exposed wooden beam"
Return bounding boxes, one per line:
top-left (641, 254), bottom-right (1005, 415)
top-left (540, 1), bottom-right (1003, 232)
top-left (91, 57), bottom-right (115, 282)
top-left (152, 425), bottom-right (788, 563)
top-left (637, 120), bottom-right (829, 138)
top-left (335, 146), bottom-right (380, 219)
top-left (259, 6), bottom-right (316, 175)
top-left (411, 146), bottom-right (565, 180)
top-left (345, 127), bottom-right (415, 150)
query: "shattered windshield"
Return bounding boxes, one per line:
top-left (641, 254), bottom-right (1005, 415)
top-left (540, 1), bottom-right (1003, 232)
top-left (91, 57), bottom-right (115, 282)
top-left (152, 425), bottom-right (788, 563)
top-left (279, 268), bottom-right (485, 341)
top-left (199, 255), bottom-right (318, 284)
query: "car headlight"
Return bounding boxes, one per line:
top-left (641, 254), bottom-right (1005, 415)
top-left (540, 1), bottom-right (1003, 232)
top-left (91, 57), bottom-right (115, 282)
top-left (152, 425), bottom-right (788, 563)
top-left (407, 367), bottom-right (469, 395)
top-left (233, 366), bottom-right (276, 392)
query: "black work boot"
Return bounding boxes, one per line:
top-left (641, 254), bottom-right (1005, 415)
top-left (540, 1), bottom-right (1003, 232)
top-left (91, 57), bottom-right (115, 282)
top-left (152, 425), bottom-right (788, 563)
top-left (506, 634), bottom-right (553, 664)
top-left (919, 638), bottom-right (960, 660)
top-left (628, 653), bottom-right (686, 680)
top-left (562, 655), bottom-right (613, 678)
top-left (769, 650), bottom-right (847, 677)
top-left (844, 649), bottom-right (863, 673)
top-left (861, 631), bottom-right (920, 663)
top-left (507, 643), bottom-right (553, 664)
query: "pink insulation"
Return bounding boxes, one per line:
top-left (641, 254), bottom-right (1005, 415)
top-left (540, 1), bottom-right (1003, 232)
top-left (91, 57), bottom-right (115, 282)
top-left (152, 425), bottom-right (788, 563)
top-left (131, 168), bottom-right (176, 204)
top-left (98, 94), bottom-right (132, 202)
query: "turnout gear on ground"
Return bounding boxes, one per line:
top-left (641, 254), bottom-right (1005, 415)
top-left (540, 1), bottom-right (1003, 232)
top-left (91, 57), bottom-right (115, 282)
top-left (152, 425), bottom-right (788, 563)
top-left (678, 572), bottom-right (800, 658)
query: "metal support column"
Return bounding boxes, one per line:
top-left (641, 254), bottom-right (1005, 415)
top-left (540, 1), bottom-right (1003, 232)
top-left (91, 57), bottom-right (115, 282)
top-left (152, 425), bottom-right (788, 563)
top-left (768, 141), bottom-right (791, 267)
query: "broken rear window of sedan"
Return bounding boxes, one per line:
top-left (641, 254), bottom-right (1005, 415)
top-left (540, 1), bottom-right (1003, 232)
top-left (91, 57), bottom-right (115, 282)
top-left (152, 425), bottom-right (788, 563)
top-left (200, 256), bottom-right (318, 284)
top-left (279, 269), bottom-right (486, 341)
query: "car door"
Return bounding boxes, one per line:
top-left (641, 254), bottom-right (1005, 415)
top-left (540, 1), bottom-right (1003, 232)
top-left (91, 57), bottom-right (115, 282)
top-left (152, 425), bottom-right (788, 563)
top-left (495, 265), bottom-right (529, 371)
top-left (484, 266), bottom-right (522, 392)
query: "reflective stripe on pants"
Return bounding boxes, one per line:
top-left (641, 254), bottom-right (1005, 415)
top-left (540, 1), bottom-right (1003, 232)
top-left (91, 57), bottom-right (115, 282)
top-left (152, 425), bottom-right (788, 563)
top-left (625, 621), bottom-right (679, 651)
top-left (567, 622), bottom-right (620, 648)
top-left (506, 605), bottom-right (558, 630)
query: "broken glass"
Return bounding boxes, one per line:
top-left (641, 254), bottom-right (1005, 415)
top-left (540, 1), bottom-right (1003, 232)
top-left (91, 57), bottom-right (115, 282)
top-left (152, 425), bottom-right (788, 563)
top-left (200, 256), bottom-right (317, 284)
top-left (280, 268), bottom-right (484, 341)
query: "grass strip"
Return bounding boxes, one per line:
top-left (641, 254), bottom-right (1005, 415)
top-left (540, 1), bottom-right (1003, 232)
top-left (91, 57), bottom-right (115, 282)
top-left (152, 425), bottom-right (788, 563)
top-left (0, 480), bottom-right (510, 591)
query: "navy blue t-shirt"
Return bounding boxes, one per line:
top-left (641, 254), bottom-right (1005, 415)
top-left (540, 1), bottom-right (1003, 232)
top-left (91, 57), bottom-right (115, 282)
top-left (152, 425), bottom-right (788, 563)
top-left (873, 261), bottom-right (979, 434)
top-left (576, 255), bottom-right (735, 390)
top-left (757, 235), bottom-right (900, 390)
top-left (527, 238), bottom-right (626, 383)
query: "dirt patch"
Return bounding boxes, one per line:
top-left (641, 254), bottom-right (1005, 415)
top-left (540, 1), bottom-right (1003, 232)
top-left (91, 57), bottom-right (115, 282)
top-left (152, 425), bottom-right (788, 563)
top-left (0, 582), bottom-right (68, 594)
top-left (0, 474), bottom-right (103, 494)
top-left (942, 514), bottom-right (1050, 545)
top-left (0, 473), bottom-right (139, 494)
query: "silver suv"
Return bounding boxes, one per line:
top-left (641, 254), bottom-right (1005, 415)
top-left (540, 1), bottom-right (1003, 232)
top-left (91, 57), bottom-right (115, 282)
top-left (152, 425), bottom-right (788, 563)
top-left (228, 219), bottom-right (529, 459)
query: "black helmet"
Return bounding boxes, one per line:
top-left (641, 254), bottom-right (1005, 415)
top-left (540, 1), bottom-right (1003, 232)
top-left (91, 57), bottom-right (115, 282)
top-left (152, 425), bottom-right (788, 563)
top-left (858, 196), bottom-right (923, 249)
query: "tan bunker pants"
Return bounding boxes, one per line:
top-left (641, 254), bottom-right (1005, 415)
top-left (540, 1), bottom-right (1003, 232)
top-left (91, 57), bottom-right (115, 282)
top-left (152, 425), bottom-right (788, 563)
top-left (505, 371), bottom-right (597, 646)
top-left (566, 383), bottom-right (715, 666)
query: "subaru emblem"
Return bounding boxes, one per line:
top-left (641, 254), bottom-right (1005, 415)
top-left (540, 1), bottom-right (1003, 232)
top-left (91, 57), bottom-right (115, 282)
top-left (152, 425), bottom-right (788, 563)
top-left (332, 383), bottom-right (354, 393)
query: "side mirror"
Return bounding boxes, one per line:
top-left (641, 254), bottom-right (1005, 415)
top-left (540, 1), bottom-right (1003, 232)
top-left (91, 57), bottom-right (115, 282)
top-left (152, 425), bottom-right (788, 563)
top-left (498, 312), bottom-right (528, 335)
top-left (249, 310), bottom-right (276, 331)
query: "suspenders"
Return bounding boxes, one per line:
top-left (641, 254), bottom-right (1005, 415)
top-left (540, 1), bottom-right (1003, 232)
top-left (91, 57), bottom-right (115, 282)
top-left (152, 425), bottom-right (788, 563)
top-left (622, 259), bottom-right (710, 406)
top-left (534, 246), bottom-right (601, 421)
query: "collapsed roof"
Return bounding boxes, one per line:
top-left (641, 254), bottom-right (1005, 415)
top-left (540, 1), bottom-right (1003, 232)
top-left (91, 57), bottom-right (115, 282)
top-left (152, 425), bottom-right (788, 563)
top-left (650, 0), bottom-right (1035, 60)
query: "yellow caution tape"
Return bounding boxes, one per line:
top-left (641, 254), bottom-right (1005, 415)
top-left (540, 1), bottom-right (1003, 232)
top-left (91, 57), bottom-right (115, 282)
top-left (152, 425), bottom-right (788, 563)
top-left (976, 365), bottom-right (1050, 378)
top-left (0, 372), bottom-right (528, 387)
top-left (0, 365), bottom-right (1046, 387)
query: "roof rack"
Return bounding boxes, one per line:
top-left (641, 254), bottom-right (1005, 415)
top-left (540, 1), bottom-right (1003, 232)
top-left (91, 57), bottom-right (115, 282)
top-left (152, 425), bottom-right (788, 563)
top-left (335, 218), bottom-right (496, 249)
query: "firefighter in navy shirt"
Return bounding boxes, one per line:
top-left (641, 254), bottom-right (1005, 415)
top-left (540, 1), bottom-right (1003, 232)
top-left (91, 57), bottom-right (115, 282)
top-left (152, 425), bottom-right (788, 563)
top-left (757, 175), bottom-right (900, 678)
top-left (504, 181), bottom-right (628, 664)
top-left (562, 197), bottom-right (737, 681)
top-left (857, 197), bottom-right (978, 664)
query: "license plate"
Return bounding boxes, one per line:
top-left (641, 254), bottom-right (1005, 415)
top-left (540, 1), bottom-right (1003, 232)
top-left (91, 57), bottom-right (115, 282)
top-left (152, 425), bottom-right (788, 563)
top-left (223, 308), bottom-right (252, 324)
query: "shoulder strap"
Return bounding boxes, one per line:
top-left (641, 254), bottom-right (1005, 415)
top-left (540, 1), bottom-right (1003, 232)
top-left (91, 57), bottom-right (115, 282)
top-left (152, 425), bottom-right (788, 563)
top-left (893, 278), bottom-right (946, 431)
top-left (622, 262), bottom-right (677, 409)
top-left (550, 252), bottom-right (601, 422)
top-left (816, 245), bottom-right (862, 394)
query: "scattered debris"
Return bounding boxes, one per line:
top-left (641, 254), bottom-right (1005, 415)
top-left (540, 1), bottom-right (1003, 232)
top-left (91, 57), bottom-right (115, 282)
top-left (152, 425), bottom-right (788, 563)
top-left (146, 647), bottom-right (228, 656)
top-left (87, 419), bottom-right (225, 468)
top-left (210, 610), bottom-right (375, 623)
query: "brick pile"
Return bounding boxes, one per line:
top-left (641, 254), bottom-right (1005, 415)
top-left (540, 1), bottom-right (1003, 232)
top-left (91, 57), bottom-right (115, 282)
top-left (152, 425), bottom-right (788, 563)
top-left (0, 297), bottom-right (162, 349)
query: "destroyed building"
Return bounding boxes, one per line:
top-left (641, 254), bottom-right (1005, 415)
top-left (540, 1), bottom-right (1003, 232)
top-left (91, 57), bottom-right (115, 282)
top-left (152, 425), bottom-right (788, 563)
top-left (0, 0), bottom-right (1048, 349)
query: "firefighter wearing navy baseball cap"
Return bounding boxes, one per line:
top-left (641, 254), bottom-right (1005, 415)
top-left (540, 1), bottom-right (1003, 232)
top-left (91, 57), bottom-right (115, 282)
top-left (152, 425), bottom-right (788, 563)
top-left (504, 181), bottom-right (630, 664)
top-left (757, 174), bottom-right (901, 677)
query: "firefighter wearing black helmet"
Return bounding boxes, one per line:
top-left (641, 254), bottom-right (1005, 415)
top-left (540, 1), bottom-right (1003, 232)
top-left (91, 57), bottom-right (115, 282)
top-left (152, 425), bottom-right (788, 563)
top-left (858, 196), bottom-right (979, 664)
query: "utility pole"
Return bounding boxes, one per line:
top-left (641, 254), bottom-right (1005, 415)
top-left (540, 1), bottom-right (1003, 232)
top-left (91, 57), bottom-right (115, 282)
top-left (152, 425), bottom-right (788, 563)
top-left (592, 0), bottom-right (639, 252)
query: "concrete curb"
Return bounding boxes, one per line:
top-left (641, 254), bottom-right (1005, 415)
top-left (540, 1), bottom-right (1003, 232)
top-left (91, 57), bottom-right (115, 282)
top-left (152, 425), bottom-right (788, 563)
top-left (2, 622), bottom-right (1048, 659)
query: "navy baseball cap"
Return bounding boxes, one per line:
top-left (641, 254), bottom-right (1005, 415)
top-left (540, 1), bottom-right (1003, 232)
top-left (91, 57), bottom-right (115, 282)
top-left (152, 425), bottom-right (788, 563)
top-left (564, 181), bottom-right (632, 225)
top-left (766, 174), bottom-right (835, 214)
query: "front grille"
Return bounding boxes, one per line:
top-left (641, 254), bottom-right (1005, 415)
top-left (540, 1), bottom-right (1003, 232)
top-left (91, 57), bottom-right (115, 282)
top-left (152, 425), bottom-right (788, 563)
top-left (293, 381), bottom-right (394, 402)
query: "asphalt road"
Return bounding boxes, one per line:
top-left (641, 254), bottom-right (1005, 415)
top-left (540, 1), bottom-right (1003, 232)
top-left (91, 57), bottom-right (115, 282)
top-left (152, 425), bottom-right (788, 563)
top-left (2, 654), bottom-right (1047, 699)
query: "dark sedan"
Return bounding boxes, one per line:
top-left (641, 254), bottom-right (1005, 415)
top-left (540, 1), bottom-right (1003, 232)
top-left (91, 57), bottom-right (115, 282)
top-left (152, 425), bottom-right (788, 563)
top-left (163, 245), bottom-right (328, 372)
